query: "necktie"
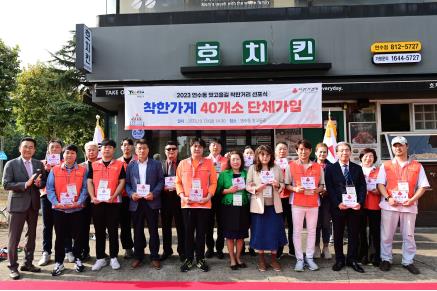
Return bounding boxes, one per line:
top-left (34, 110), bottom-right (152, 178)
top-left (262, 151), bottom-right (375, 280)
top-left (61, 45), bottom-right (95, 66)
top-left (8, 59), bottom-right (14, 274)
top-left (24, 160), bottom-right (33, 178)
top-left (169, 162), bottom-right (175, 176)
top-left (343, 164), bottom-right (350, 182)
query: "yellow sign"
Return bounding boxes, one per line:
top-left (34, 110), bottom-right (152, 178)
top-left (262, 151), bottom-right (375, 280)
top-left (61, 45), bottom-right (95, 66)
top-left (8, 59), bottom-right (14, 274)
top-left (371, 41), bottom-right (421, 53)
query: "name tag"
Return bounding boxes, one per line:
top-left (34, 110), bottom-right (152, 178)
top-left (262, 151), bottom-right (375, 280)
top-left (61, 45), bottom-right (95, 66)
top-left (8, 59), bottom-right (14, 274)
top-left (232, 177), bottom-right (246, 190)
top-left (189, 188), bottom-right (203, 202)
top-left (60, 192), bottom-right (74, 205)
top-left (47, 154), bottom-right (60, 166)
top-left (97, 188), bottom-right (111, 201)
top-left (262, 185), bottom-right (273, 198)
top-left (165, 176), bottom-right (176, 189)
top-left (244, 156), bottom-right (253, 168)
top-left (66, 184), bottom-right (77, 196)
top-left (260, 171), bottom-right (274, 184)
top-left (233, 192), bottom-right (243, 206)
top-left (214, 163), bottom-right (222, 173)
top-left (301, 176), bottom-right (316, 190)
top-left (367, 178), bottom-right (377, 191)
top-left (137, 184), bottom-right (150, 197)
top-left (276, 158), bottom-right (288, 170)
top-left (398, 182), bottom-right (409, 192)
top-left (192, 178), bottom-right (201, 190)
top-left (98, 179), bottom-right (109, 189)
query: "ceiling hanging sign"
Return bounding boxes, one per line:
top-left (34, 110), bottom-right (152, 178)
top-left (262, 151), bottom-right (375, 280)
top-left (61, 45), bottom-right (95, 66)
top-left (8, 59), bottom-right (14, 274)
top-left (124, 84), bottom-right (322, 130)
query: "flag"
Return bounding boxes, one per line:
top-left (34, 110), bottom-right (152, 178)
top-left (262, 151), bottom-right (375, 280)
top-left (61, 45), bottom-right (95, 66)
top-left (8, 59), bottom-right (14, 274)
top-left (323, 111), bottom-right (338, 163)
top-left (93, 115), bottom-right (104, 158)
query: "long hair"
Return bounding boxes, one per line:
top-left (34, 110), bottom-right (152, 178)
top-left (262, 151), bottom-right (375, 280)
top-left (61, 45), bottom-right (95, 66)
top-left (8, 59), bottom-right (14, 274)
top-left (254, 145), bottom-right (274, 172)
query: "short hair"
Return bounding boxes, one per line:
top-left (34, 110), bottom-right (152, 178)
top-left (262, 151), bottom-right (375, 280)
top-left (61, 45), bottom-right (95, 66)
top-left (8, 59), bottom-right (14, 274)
top-left (20, 137), bottom-right (37, 147)
top-left (48, 138), bottom-right (63, 147)
top-left (315, 142), bottom-right (328, 151)
top-left (359, 148), bottom-right (378, 163)
top-left (295, 139), bottom-right (312, 150)
top-left (166, 140), bottom-right (178, 147)
top-left (244, 145), bottom-right (253, 150)
top-left (84, 141), bottom-right (99, 151)
top-left (190, 137), bottom-right (206, 148)
top-left (63, 144), bottom-right (78, 154)
top-left (275, 142), bottom-right (288, 148)
top-left (336, 141), bottom-right (351, 152)
top-left (227, 151), bottom-right (245, 172)
top-left (101, 139), bottom-right (116, 148)
top-left (254, 145), bottom-right (274, 172)
top-left (209, 138), bottom-right (222, 146)
top-left (135, 139), bottom-right (149, 147)
top-left (121, 138), bottom-right (134, 146)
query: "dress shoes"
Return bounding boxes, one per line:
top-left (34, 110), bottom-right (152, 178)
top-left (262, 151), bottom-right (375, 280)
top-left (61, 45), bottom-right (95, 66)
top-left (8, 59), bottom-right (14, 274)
top-left (205, 249), bottom-right (214, 258)
top-left (332, 261), bottom-right (345, 271)
top-left (20, 264), bottom-right (41, 273)
top-left (160, 252), bottom-right (172, 261)
top-left (216, 251), bottom-right (225, 259)
top-left (151, 260), bottom-right (161, 270)
top-left (347, 261), bottom-right (365, 273)
top-left (131, 259), bottom-right (142, 269)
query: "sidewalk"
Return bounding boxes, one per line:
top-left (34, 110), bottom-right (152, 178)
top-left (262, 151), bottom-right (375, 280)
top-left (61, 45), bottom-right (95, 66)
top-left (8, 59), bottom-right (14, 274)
top-left (0, 217), bottom-right (436, 283)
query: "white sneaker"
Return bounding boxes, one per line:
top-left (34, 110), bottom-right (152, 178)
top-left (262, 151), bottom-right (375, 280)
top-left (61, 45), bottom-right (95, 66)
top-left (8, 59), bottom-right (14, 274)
top-left (313, 247), bottom-right (321, 259)
top-left (75, 259), bottom-right (85, 272)
top-left (38, 251), bottom-right (50, 266)
top-left (294, 259), bottom-right (305, 272)
top-left (66, 252), bottom-right (75, 263)
top-left (92, 258), bottom-right (108, 271)
top-left (51, 262), bottom-right (65, 276)
top-left (305, 257), bottom-right (319, 271)
top-left (110, 257), bottom-right (120, 270)
top-left (322, 246), bottom-right (332, 259)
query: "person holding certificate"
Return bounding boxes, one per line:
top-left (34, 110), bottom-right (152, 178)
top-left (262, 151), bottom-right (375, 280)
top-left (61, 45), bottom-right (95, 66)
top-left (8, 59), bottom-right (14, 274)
top-left (325, 142), bottom-right (367, 273)
top-left (160, 141), bottom-right (185, 262)
top-left (46, 144), bottom-right (88, 276)
top-left (246, 145), bottom-right (286, 272)
top-left (216, 151), bottom-right (250, 270)
top-left (125, 139), bottom-right (164, 270)
top-left (377, 136), bottom-right (429, 275)
top-left (87, 139), bottom-right (126, 271)
top-left (357, 148), bottom-right (381, 267)
top-left (176, 138), bottom-right (217, 272)
top-left (285, 140), bottom-right (325, 272)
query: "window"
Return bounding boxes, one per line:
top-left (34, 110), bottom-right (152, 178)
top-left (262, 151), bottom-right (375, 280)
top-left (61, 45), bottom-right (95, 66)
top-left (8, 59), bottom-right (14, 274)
top-left (414, 104), bottom-right (437, 130)
top-left (381, 104), bottom-right (410, 132)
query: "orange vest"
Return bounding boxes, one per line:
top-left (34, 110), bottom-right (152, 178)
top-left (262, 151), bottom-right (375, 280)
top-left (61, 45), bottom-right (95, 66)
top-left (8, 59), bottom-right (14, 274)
top-left (364, 167), bottom-right (380, 210)
top-left (52, 163), bottom-right (86, 204)
top-left (289, 161), bottom-right (321, 207)
top-left (92, 159), bottom-right (124, 203)
top-left (384, 160), bottom-right (421, 199)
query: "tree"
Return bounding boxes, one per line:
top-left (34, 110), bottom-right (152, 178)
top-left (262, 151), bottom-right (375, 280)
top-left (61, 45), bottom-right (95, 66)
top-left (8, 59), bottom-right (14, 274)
top-left (0, 39), bottom-right (20, 136)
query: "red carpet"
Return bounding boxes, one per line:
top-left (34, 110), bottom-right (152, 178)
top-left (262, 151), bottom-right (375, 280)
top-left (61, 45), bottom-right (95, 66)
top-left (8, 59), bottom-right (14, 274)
top-left (1, 281), bottom-right (437, 290)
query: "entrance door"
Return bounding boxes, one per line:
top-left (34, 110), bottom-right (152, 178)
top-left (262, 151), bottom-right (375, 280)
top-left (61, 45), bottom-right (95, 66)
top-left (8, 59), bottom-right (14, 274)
top-left (417, 163), bottom-right (437, 226)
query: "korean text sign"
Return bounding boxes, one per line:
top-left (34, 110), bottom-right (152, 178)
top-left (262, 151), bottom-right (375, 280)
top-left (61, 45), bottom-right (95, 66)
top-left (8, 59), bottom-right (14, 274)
top-left (124, 84), bottom-right (322, 130)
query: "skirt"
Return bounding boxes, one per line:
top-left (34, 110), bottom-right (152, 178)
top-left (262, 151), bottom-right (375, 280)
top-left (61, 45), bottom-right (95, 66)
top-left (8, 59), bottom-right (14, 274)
top-left (221, 204), bottom-right (250, 239)
top-left (250, 206), bottom-right (288, 251)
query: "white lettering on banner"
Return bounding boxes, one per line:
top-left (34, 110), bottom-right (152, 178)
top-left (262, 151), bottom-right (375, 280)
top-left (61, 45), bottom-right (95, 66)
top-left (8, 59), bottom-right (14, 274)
top-left (124, 84), bottom-right (322, 130)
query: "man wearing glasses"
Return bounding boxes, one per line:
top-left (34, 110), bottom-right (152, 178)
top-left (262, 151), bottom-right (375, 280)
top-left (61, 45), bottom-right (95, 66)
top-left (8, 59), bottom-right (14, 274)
top-left (160, 141), bottom-right (185, 262)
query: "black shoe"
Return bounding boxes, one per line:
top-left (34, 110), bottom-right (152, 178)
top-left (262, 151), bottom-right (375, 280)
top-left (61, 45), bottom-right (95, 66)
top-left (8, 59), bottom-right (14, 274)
top-left (205, 249), bottom-right (214, 258)
top-left (51, 263), bottom-right (65, 276)
top-left (332, 261), bottom-right (345, 271)
top-left (249, 248), bottom-right (256, 257)
top-left (82, 253), bottom-right (91, 262)
top-left (379, 260), bottom-right (391, 272)
top-left (361, 256), bottom-right (369, 266)
top-left (276, 249), bottom-right (283, 260)
top-left (347, 261), bottom-right (365, 273)
top-left (237, 262), bottom-right (247, 268)
top-left (20, 264), bottom-right (41, 273)
top-left (196, 259), bottom-right (209, 272)
top-left (403, 264), bottom-right (420, 275)
top-left (230, 264), bottom-right (238, 270)
top-left (179, 254), bottom-right (186, 262)
top-left (180, 259), bottom-right (193, 272)
top-left (160, 252), bottom-right (173, 261)
top-left (216, 251), bottom-right (224, 259)
top-left (372, 259), bottom-right (381, 267)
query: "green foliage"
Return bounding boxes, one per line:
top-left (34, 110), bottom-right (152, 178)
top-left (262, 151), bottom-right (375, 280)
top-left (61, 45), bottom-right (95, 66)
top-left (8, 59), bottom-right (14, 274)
top-left (0, 40), bottom-right (20, 136)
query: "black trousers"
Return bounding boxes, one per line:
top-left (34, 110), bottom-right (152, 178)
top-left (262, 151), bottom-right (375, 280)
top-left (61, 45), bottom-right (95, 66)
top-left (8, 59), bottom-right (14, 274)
top-left (131, 200), bottom-right (160, 261)
top-left (53, 210), bottom-right (83, 264)
top-left (119, 196), bottom-right (134, 250)
top-left (316, 196), bottom-right (332, 245)
top-left (358, 209), bottom-right (381, 262)
top-left (182, 208), bottom-right (210, 261)
top-left (92, 202), bottom-right (120, 259)
top-left (161, 191), bottom-right (184, 256)
top-left (331, 207), bottom-right (362, 264)
top-left (278, 197), bottom-right (293, 254)
top-left (206, 195), bottom-right (224, 252)
top-left (80, 197), bottom-right (92, 256)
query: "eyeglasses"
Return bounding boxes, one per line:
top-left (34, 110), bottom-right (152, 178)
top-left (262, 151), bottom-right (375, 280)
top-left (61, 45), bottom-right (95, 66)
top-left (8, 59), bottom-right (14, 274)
top-left (166, 148), bottom-right (178, 151)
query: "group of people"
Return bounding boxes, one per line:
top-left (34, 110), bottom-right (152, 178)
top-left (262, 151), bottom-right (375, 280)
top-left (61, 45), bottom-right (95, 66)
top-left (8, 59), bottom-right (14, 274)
top-left (2, 135), bottom-right (429, 280)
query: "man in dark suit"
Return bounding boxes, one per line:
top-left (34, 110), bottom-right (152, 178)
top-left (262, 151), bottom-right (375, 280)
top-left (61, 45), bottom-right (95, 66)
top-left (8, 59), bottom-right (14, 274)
top-left (126, 139), bottom-right (164, 270)
top-left (2, 137), bottom-right (46, 280)
top-left (160, 141), bottom-right (185, 262)
top-left (325, 142), bottom-right (367, 273)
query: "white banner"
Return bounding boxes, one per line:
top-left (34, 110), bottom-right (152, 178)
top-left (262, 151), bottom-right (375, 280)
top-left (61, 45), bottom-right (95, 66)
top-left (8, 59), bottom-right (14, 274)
top-left (124, 84), bottom-right (322, 130)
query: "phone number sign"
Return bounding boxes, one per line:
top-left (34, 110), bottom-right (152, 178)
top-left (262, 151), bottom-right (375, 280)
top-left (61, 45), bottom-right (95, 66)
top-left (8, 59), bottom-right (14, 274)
top-left (370, 41), bottom-right (421, 53)
top-left (373, 53), bottom-right (421, 64)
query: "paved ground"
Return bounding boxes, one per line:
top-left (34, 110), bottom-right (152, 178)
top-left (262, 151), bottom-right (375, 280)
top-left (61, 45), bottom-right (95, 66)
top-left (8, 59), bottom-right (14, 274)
top-left (0, 191), bottom-right (436, 283)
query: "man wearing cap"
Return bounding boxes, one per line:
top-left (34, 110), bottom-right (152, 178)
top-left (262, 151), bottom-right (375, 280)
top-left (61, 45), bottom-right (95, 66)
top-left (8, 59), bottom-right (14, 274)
top-left (377, 136), bottom-right (430, 275)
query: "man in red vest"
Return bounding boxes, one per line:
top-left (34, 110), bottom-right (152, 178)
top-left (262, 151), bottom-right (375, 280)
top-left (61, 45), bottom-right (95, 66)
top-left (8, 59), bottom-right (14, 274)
top-left (377, 136), bottom-right (430, 275)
